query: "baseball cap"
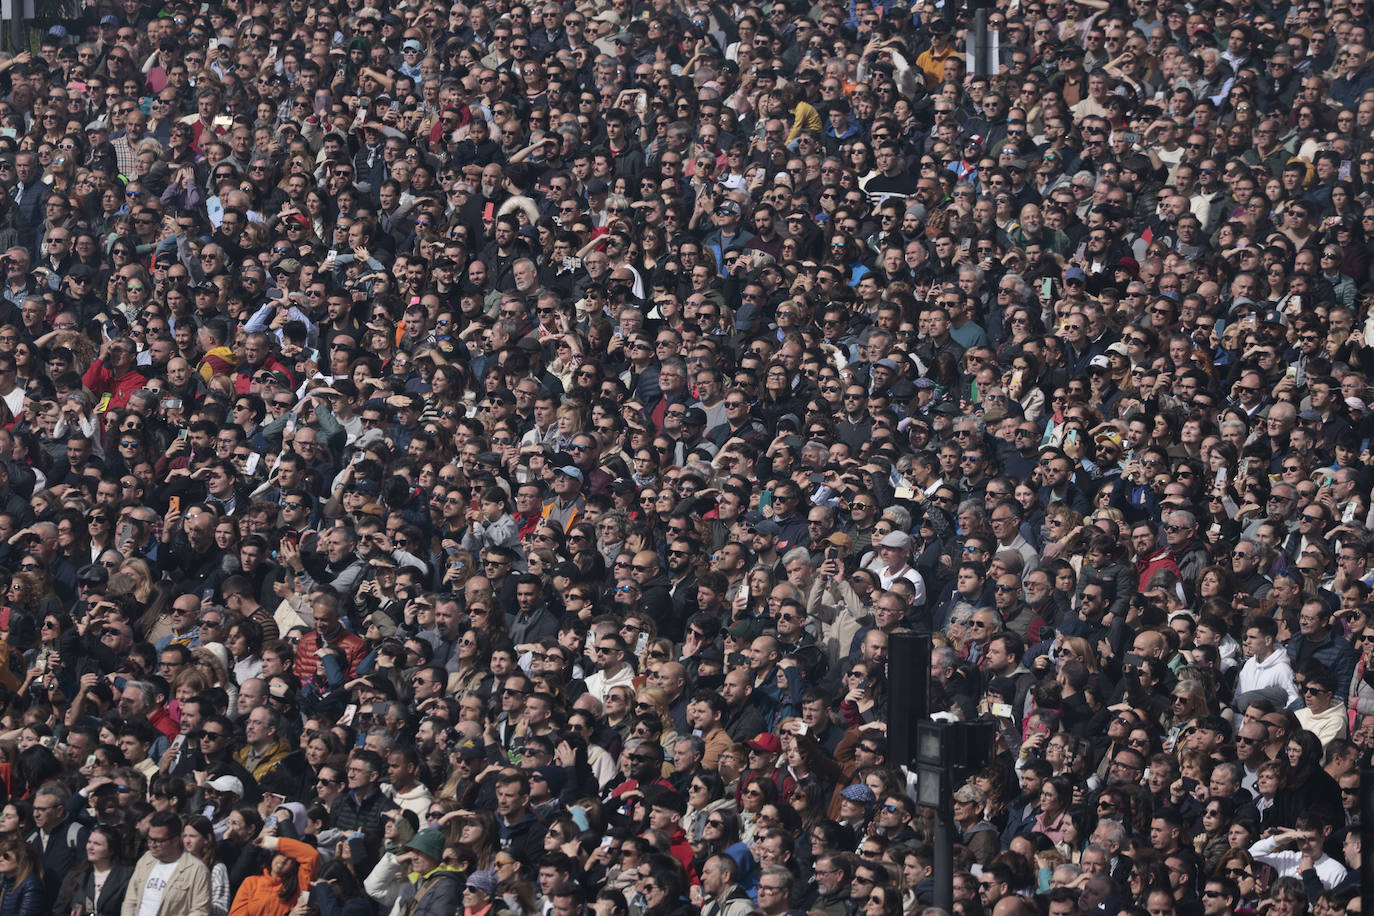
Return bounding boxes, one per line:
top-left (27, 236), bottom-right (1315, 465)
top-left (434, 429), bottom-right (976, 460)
top-left (208, 775), bottom-right (244, 796)
top-left (747, 733), bottom-right (781, 754)
top-left (953, 784), bottom-right (986, 805)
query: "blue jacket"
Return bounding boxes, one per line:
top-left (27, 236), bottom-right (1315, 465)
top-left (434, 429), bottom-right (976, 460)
top-left (0, 872), bottom-right (43, 916)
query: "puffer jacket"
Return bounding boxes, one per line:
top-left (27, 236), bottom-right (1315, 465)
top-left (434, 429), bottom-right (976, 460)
top-left (0, 873), bottom-right (43, 916)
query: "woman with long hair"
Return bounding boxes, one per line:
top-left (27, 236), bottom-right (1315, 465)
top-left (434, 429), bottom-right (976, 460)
top-left (970, 765), bottom-right (1012, 831)
top-left (862, 885), bottom-right (903, 916)
top-left (694, 808), bottom-right (756, 890)
top-left (683, 771), bottom-right (734, 846)
top-left (0, 836), bottom-right (42, 916)
top-left (0, 803), bottom-right (32, 844)
top-left (1278, 729), bottom-right (1341, 822)
top-left (1194, 796), bottom-right (1236, 874)
top-left (84, 507), bottom-right (115, 562)
top-left (1033, 776), bottom-right (1073, 849)
top-left (777, 727), bottom-right (844, 804)
top-left (448, 627), bottom-right (492, 700)
top-left (738, 774), bottom-right (779, 842)
top-left (1164, 680), bottom-right (1211, 751)
top-left (28, 610), bottom-right (70, 672)
top-left (312, 859), bottom-right (370, 916)
top-left (633, 687), bottom-right (679, 754)
top-left (227, 831), bottom-right (319, 916)
top-left (602, 685), bottom-right (636, 746)
top-left (55, 824), bottom-right (133, 916)
top-left (0, 572), bottom-right (40, 654)
top-left (453, 811), bottom-right (499, 870)
top-left (1212, 849), bottom-right (1260, 910)
top-left (115, 558), bottom-right (156, 606)
top-left (226, 619), bottom-right (265, 685)
top-left (464, 601), bottom-right (508, 650)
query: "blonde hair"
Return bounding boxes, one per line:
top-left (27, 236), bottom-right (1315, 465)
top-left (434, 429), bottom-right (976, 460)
top-left (116, 558), bottom-right (154, 603)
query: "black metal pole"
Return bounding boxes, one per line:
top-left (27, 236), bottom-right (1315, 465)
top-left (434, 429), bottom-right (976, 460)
top-left (934, 771), bottom-right (954, 912)
top-left (1361, 767), bottom-right (1371, 916)
top-left (973, 8), bottom-right (989, 77)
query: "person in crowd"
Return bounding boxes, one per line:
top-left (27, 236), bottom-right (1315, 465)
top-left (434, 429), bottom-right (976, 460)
top-left (0, 6), bottom-right (1370, 916)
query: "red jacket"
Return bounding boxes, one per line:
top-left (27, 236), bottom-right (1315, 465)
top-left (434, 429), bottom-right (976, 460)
top-left (234, 356), bottom-right (295, 394)
top-left (82, 359), bottom-right (148, 412)
top-left (664, 827), bottom-right (699, 885)
top-left (294, 626), bottom-right (367, 683)
top-left (147, 706), bottom-right (180, 742)
top-left (1135, 548), bottom-right (1181, 591)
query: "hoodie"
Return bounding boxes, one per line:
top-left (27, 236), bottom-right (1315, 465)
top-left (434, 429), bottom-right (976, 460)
top-left (665, 827), bottom-right (698, 885)
top-left (198, 345), bottom-right (238, 382)
top-left (229, 837), bottom-right (320, 916)
top-left (1236, 648), bottom-right (1299, 707)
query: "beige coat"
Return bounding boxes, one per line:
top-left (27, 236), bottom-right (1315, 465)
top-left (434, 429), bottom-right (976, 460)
top-left (121, 851), bottom-right (211, 916)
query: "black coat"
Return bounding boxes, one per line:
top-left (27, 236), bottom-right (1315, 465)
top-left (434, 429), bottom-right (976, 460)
top-left (53, 864), bottom-right (134, 916)
top-left (26, 819), bottom-right (89, 905)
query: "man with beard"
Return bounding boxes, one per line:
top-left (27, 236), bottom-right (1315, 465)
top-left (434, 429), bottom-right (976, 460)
top-left (164, 712), bottom-right (258, 799)
top-left (478, 214), bottom-right (532, 290)
top-left (720, 667), bottom-right (767, 741)
top-left (628, 549), bottom-right (680, 640)
top-left (608, 738), bottom-right (672, 809)
top-left (666, 534), bottom-right (699, 627)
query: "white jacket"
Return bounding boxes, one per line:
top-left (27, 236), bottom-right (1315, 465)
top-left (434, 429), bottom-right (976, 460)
top-left (1236, 648), bottom-right (1300, 707)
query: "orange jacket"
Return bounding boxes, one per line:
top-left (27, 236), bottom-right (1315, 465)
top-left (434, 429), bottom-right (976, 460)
top-left (227, 838), bottom-right (319, 916)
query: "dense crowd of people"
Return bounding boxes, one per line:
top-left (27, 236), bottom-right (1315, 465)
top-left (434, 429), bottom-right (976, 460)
top-left (0, 0), bottom-right (1369, 915)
